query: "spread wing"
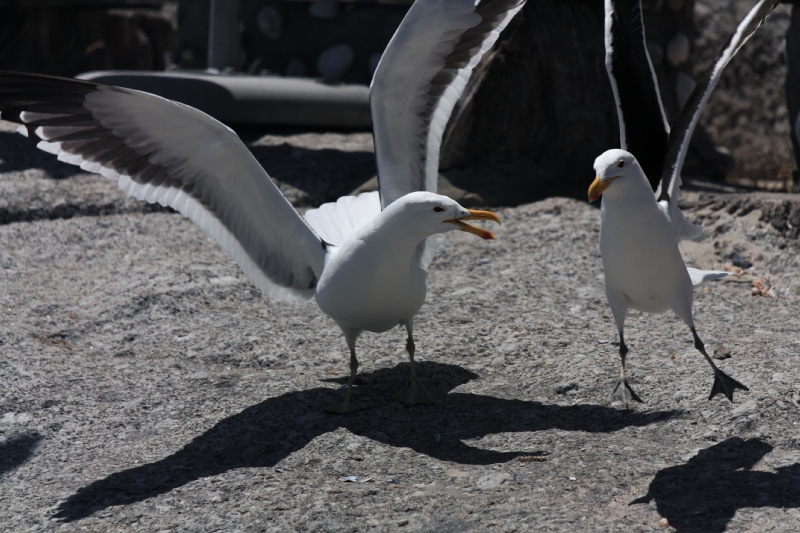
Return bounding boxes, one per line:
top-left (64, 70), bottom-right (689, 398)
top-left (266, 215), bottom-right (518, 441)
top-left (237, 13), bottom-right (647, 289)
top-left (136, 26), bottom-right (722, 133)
top-left (0, 71), bottom-right (326, 303)
top-left (371, 0), bottom-right (525, 207)
top-left (370, 0), bottom-right (524, 267)
top-left (657, 0), bottom-right (779, 239)
top-left (604, 0), bottom-right (670, 190)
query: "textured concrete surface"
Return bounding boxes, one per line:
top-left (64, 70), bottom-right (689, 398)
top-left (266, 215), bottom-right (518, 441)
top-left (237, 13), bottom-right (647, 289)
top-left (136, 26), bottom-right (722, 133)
top-left (1, 130), bottom-right (800, 532)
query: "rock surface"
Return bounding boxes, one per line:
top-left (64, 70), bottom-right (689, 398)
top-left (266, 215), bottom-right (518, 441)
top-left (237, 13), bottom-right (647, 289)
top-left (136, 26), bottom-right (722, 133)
top-left (2, 129), bottom-right (800, 532)
top-left (441, 0), bottom-right (795, 190)
top-left (695, 0), bottom-right (794, 186)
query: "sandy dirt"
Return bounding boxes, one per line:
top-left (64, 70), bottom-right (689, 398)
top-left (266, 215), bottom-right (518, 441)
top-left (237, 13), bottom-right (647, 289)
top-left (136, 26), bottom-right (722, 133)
top-left (1, 130), bottom-right (800, 532)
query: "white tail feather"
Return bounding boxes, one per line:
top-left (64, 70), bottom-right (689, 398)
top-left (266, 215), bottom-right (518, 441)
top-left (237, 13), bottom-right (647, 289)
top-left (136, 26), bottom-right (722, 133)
top-left (687, 267), bottom-right (730, 286)
top-left (658, 183), bottom-right (703, 242)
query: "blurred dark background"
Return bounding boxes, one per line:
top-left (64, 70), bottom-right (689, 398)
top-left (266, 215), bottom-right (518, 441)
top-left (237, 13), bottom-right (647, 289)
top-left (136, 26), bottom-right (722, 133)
top-left (0, 1), bottom-right (175, 74)
top-left (0, 0), bottom-right (409, 84)
top-left (0, 0), bottom-right (795, 196)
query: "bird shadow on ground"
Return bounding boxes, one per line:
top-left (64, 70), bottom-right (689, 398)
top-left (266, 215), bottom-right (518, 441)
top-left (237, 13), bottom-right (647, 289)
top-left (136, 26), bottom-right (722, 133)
top-left (53, 361), bottom-right (678, 522)
top-left (630, 437), bottom-right (800, 532)
top-left (0, 432), bottom-right (42, 476)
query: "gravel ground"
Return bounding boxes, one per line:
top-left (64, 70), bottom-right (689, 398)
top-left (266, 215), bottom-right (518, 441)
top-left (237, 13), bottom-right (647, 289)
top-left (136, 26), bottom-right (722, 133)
top-left (1, 130), bottom-right (800, 532)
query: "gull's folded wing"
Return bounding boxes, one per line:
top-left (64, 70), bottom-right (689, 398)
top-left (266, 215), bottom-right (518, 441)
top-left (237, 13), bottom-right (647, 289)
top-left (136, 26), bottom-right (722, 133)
top-left (604, 0), bottom-right (670, 190)
top-left (370, 0), bottom-right (524, 267)
top-left (657, 0), bottom-right (779, 240)
top-left (0, 71), bottom-right (326, 303)
top-left (303, 191), bottom-right (382, 248)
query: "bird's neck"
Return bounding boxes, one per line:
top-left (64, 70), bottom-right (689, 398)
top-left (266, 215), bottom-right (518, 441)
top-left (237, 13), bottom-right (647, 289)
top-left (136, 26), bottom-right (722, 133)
top-left (602, 175), bottom-right (659, 214)
top-left (348, 207), bottom-right (431, 268)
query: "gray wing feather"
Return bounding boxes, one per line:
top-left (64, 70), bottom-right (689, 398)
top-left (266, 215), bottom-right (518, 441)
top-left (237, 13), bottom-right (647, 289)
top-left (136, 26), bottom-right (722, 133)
top-left (0, 71), bottom-right (326, 303)
top-left (370, 0), bottom-right (525, 268)
top-left (656, 0), bottom-right (779, 241)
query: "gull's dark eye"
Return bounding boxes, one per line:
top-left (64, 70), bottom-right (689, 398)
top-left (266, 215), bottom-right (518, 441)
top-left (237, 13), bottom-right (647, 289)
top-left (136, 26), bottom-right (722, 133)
top-left (433, 206), bottom-right (445, 212)
top-left (616, 161), bottom-right (625, 168)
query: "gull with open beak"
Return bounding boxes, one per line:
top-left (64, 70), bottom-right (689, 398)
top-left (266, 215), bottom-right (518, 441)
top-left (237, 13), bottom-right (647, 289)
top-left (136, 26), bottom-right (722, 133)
top-left (0, 0), bottom-right (521, 413)
top-left (315, 194), bottom-right (500, 410)
top-left (588, 0), bottom-right (777, 406)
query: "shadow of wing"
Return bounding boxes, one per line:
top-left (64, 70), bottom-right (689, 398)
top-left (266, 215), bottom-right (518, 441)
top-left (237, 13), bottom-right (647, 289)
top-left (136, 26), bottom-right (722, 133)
top-left (54, 362), bottom-right (678, 521)
top-left (0, 432), bottom-right (42, 476)
top-left (630, 437), bottom-right (800, 533)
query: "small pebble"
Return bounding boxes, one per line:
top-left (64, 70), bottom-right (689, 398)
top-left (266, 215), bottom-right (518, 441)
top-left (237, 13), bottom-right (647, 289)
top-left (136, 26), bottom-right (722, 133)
top-left (555, 382), bottom-right (579, 394)
top-left (387, 478), bottom-right (399, 484)
top-left (659, 517), bottom-right (669, 527)
top-left (713, 345), bottom-right (732, 360)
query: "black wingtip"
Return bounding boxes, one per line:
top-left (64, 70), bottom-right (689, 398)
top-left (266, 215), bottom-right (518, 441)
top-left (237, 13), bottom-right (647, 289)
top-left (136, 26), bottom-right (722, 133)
top-left (604, 0), bottom-right (670, 191)
top-left (658, 0), bottom-right (781, 200)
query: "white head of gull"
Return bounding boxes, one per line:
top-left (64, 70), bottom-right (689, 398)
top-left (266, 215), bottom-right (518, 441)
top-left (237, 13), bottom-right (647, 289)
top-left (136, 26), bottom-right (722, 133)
top-left (0, 0), bottom-right (525, 413)
top-left (592, 0), bottom-right (779, 406)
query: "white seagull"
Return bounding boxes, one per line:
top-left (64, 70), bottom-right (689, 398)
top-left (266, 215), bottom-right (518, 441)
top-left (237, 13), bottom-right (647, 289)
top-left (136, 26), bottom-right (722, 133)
top-left (0, 0), bottom-right (526, 413)
top-left (589, 0), bottom-right (779, 405)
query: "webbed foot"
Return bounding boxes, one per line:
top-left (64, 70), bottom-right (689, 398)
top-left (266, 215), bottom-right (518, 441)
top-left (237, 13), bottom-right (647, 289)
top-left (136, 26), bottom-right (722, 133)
top-left (610, 377), bottom-right (643, 407)
top-left (392, 379), bottom-right (434, 406)
top-left (708, 369), bottom-right (749, 401)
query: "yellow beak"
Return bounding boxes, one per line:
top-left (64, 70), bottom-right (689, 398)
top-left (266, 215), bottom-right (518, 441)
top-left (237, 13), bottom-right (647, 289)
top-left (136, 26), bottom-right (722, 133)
top-left (588, 175), bottom-right (616, 202)
top-left (444, 209), bottom-right (501, 240)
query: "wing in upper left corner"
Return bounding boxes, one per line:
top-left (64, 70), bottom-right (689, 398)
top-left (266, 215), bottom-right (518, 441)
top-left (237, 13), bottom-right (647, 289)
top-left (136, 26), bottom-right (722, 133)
top-left (0, 71), bottom-right (327, 302)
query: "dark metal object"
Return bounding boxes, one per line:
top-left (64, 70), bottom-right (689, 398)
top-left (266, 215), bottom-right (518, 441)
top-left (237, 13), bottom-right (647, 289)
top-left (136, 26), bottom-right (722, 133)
top-left (208, 0), bottom-right (239, 71)
top-left (77, 70), bottom-right (371, 127)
